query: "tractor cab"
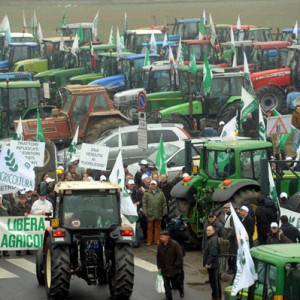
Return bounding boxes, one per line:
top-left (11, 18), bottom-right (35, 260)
top-left (285, 45), bottom-right (300, 88)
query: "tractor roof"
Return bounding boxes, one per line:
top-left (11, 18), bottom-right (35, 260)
top-left (142, 60), bottom-right (172, 71)
top-left (97, 51), bottom-right (134, 58)
top-left (125, 29), bottom-right (162, 35)
top-left (63, 23), bottom-right (93, 28)
top-left (54, 181), bottom-right (121, 194)
top-left (250, 244), bottom-right (300, 266)
top-left (126, 53), bottom-right (161, 60)
top-left (288, 45), bottom-right (300, 51)
top-left (63, 84), bottom-right (106, 94)
top-left (251, 41), bottom-right (289, 50)
top-left (8, 42), bottom-right (38, 47)
top-left (0, 80), bottom-right (40, 88)
top-left (175, 18), bottom-right (201, 24)
top-left (221, 40), bottom-right (254, 48)
top-left (42, 36), bottom-right (74, 43)
top-left (80, 43), bottom-right (116, 51)
top-left (205, 139), bottom-right (272, 151)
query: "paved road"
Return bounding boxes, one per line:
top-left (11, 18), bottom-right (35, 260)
top-left (0, 247), bottom-right (219, 300)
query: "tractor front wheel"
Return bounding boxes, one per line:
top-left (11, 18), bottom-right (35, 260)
top-left (120, 100), bottom-right (138, 121)
top-left (256, 85), bottom-right (285, 112)
top-left (109, 244), bottom-right (134, 300)
top-left (36, 247), bottom-right (45, 286)
top-left (45, 239), bottom-right (70, 300)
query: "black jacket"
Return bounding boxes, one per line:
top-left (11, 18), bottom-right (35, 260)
top-left (255, 204), bottom-right (278, 233)
top-left (241, 214), bottom-right (255, 248)
top-left (203, 234), bottom-right (220, 270)
top-left (280, 223), bottom-right (300, 243)
top-left (157, 238), bottom-right (183, 277)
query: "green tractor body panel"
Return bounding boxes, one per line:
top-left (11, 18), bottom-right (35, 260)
top-left (224, 244), bottom-right (300, 299)
top-left (69, 72), bottom-right (104, 85)
top-left (146, 91), bottom-right (184, 112)
top-left (13, 58), bottom-right (48, 73)
top-left (160, 99), bottom-right (202, 118)
top-left (34, 68), bottom-right (63, 84)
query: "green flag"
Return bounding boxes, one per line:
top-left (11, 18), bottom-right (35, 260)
top-left (13, 116), bottom-right (24, 140)
top-left (273, 109), bottom-right (295, 151)
top-left (108, 26), bottom-right (115, 45)
top-left (155, 135), bottom-right (167, 175)
top-left (199, 18), bottom-right (205, 39)
top-left (144, 48), bottom-right (150, 66)
top-left (240, 87), bottom-right (259, 124)
top-left (268, 164), bottom-right (279, 205)
top-left (203, 55), bottom-right (213, 94)
top-left (36, 109), bottom-right (45, 142)
top-left (78, 24), bottom-right (84, 44)
top-left (68, 126), bottom-right (79, 159)
top-left (243, 52), bottom-right (256, 99)
top-left (61, 13), bottom-right (67, 27)
top-left (189, 49), bottom-right (197, 74)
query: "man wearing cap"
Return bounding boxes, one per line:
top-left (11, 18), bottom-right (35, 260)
top-left (266, 222), bottom-right (292, 244)
top-left (157, 230), bottom-right (184, 300)
top-left (30, 190), bottom-right (53, 216)
top-left (217, 121), bottom-right (225, 136)
top-left (202, 211), bottom-right (225, 250)
top-left (142, 179), bottom-right (167, 245)
top-left (279, 192), bottom-right (293, 210)
top-left (239, 205), bottom-right (255, 248)
top-left (138, 159), bottom-right (152, 177)
top-left (69, 156), bottom-right (85, 178)
top-left (203, 225), bottom-right (222, 300)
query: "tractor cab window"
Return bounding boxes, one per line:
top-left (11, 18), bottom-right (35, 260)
top-left (179, 69), bottom-right (202, 101)
top-left (240, 149), bottom-right (267, 179)
top-left (251, 259), bottom-right (277, 300)
top-left (175, 23), bottom-right (199, 40)
top-left (148, 70), bottom-right (171, 93)
top-left (205, 149), bottom-right (235, 179)
top-left (99, 56), bottom-right (118, 77)
top-left (61, 92), bottom-right (73, 113)
top-left (9, 45), bottom-right (39, 65)
top-left (63, 193), bottom-right (120, 229)
top-left (72, 94), bottom-right (92, 129)
top-left (285, 264), bottom-right (300, 299)
top-left (94, 93), bottom-right (109, 110)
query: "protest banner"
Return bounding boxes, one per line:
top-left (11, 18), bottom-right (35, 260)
top-left (0, 216), bottom-right (48, 250)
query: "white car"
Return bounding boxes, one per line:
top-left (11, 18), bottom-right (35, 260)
top-left (57, 123), bottom-right (191, 170)
top-left (127, 139), bottom-right (205, 181)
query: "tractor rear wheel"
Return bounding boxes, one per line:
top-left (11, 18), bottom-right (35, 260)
top-left (45, 239), bottom-right (70, 300)
top-left (256, 85), bottom-right (285, 112)
top-left (36, 247), bottom-right (45, 286)
top-left (84, 117), bottom-right (129, 143)
top-left (120, 100), bottom-right (138, 121)
top-left (109, 244), bottom-right (134, 300)
top-left (221, 101), bottom-right (241, 124)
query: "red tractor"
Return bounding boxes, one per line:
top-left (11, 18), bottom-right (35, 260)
top-left (252, 44), bottom-right (300, 112)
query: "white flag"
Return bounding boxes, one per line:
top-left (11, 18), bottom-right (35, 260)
top-left (0, 146), bottom-right (35, 191)
top-left (93, 10), bottom-right (99, 38)
top-left (59, 34), bottom-right (67, 51)
top-left (221, 115), bottom-right (238, 141)
top-left (109, 151), bottom-right (138, 223)
top-left (293, 21), bottom-right (298, 39)
top-left (202, 10), bottom-right (206, 25)
top-left (14, 117), bottom-right (24, 140)
top-left (258, 105), bottom-right (266, 141)
top-left (230, 26), bottom-right (235, 47)
top-left (116, 27), bottom-right (122, 56)
top-left (149, 31), bottom-right (157, 54)
top-left (68, 126), bottom-right (79, 159)
top-left (162, 32), bottom-right (168, 47)
top-left (240, 87), bottom-right (258, 124)
top-left (209, 13), bottom-right (216, 46)
top-left (108, 26), bottom-right (115, 45)
top-left (176, 37), bottom-right (183, 66)
top-left (232, 51), bottom-right (237, 67)
top-left (22, 10), bottom-right (27, 32)
top-left (71, 33), bottom-right (79, 56)
top-left (237, 15), bottom-right (241, 30)
top-left (230, 203), bottom-right (258, 296)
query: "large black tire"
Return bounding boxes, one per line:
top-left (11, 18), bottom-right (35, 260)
top-left (36, 247), bottom-right (45, 286)
top-left (146, 110), bottom-right (160, 124)
top-left (120, 100), bottom-right (138, 121)
top-left (256, 85), bottom-right (285, 112)
top-left (109, 244), bottom-right (134, 300)
top-left (84, 117), bottom-right (129, 143)
top-left (220, 101), bottom-right (241, 124)
top-left (45, 239), bottom-right (70, 300)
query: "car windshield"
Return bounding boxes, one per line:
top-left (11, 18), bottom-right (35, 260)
top-left (62, 193), bottom-right (120, 229)
top-left (147, 143), bottom-right (181, 164)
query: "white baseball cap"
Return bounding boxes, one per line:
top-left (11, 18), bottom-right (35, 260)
top-left (150, 180), bottom-right (157, 185)
top-left (270, 222), bottom-right (279, 228)
top-left (100, 175), bottom-right (107, 181)
top-left (128, 179), bottom-right (135, 185)
top-left (141, 174), bottom-right (149, 180)
top-left (139, 159), bottom-right (148, 165)
top-left (239, 205), bottom-right (249, 212)
top-left (45, 177), bottom-right (55, 183)
top-left (219, 121), bottom-right (225, 126)
top-left (280, 192), bottom-right (288, 199)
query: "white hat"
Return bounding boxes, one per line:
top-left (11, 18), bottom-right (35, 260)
top-left (182, 173), bottom-right (189, 178)
top-left (150, 180), bottom-right (157, 185)
top-left (19, 190), bottom-right (26, 195)
top-left (88, 176), bottom-right (94, 181)
top-left (270, 222), bottom-right (279, 228)
top-left (239, 205), bottom-right (249, 212)
top-left (57, 166), bottom-right (64, 170)
top-left (139, 159), bottom-right (148, 165)
top-left (280, 192), bottom-right (288, 199)
top-left (100, 175), bottom-right (107, 181)
top-left (286, 157), bottom-right (292, 161)
top-left (219, 121), bottom-right (225, 126)
top-left (45, 177), bottom-right (55, 183)
top-left (141, 174), bottom-right (149, 180)
top-left (70, 155), bottom-right (79, 163)
top-left (128, 179), bottom-right (135, 185)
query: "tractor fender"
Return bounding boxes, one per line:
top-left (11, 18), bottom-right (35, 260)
top-left (110, 226), bottom-right (135, 245)
top-left (212, 179), bottom-right (260, 203)
top-left (43, 228), bottom-right (71, 252)
top-left (170, 180), bottom-right (197, 204)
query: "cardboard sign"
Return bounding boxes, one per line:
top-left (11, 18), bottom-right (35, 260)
top-left (79, 143), bottom-right (109, 170)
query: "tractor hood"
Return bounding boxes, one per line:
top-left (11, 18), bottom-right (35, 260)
top-left (0, 60), bottom-right (9, 68)
top-left (113, 88), bottom-right (145, 107)
top-left (69, 72), bottom-right (103, 85)
top-left (35, 68), bottom-right (64, 79)
top-left (13, 58), bottom-right (48, 73)
top-left (160, 100), bottom-right (202, 118)
top-left (89, 74), bottom-right (125, 90)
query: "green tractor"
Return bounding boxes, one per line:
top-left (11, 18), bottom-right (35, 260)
top-left (36, 181), bottom-right (135, 300)
top-left (170, 139), bottom-right (300, 241)
top-left (224, 244), bottom-right (300, 300)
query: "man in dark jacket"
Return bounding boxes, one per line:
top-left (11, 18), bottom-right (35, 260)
top-left (266, 222), bottom-right (292, 244)
top-left (203, 225), bottom-right (222, 300)
top-left (255, 194), bottom-right (278, 245)
top-left (280, 215), bottom-right (300, 243)
top-left (157, 230), bottom-right (184, 300)
top-left (239, 205), bottom-right (255, 248)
